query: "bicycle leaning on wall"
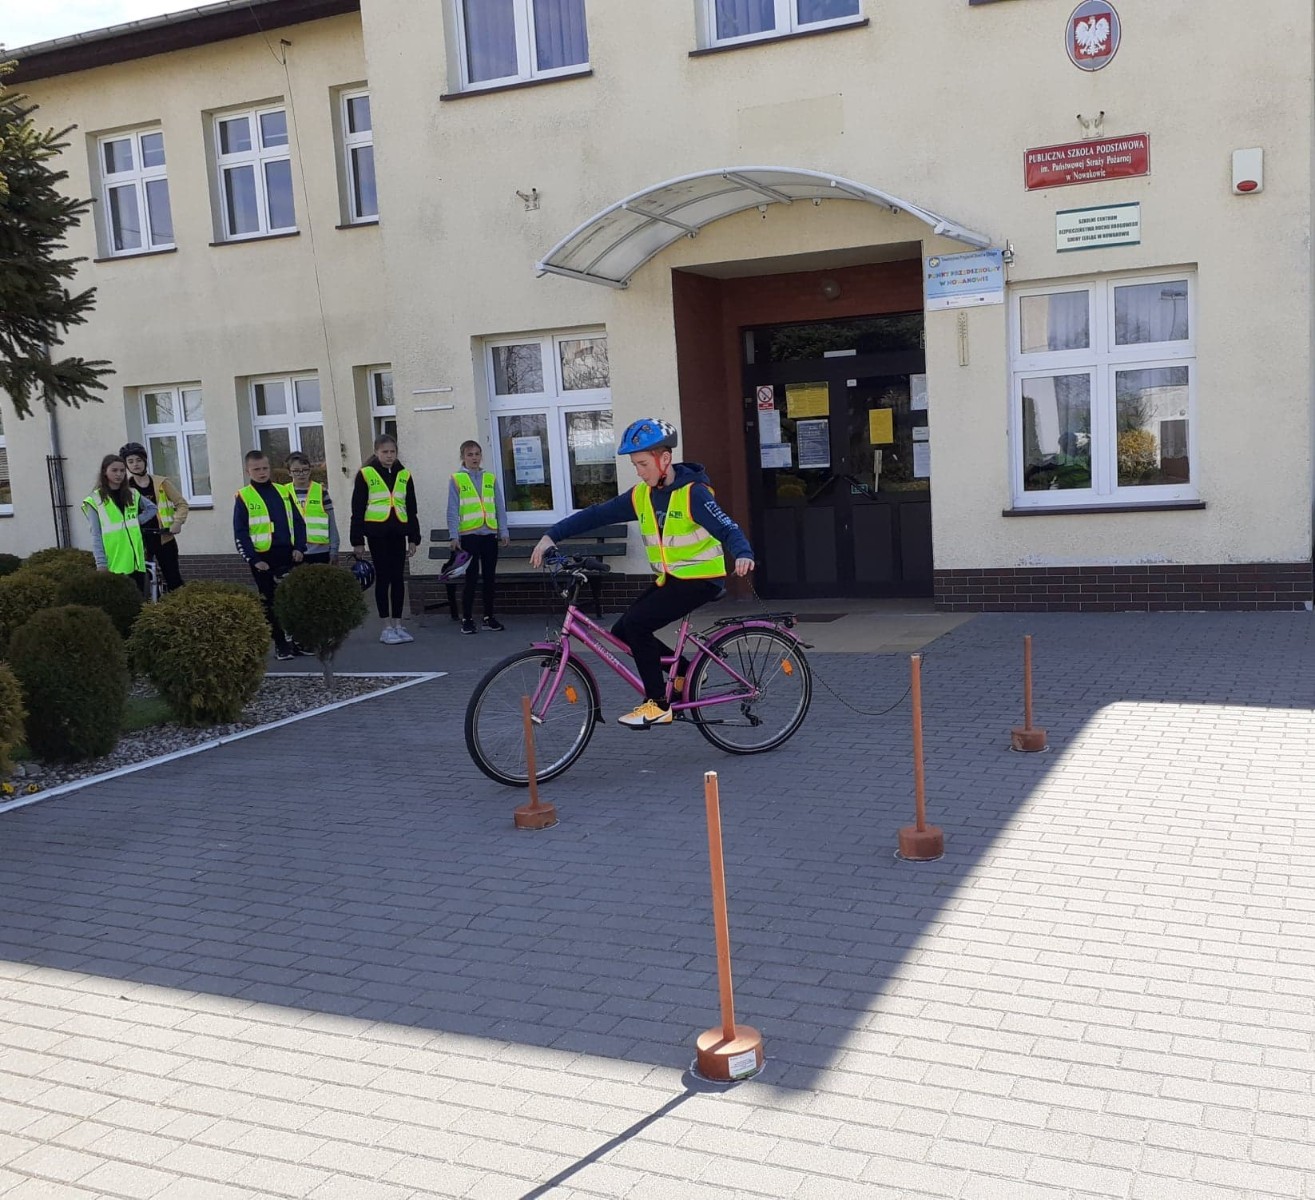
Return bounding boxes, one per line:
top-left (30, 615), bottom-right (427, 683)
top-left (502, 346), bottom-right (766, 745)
top-left (464, 553), bottom-right (813, 786)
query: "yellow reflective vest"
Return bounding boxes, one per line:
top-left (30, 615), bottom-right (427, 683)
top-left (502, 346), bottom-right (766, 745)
top-left (361, 466), bottom-right (410, 524)
top-left (453, 471), bottom-right (498, 533)
top-left (633, 482), bottom-right (725, 582)
top-left (82, 492), bottom-right (146, 575)
top-left (237, 484), bottom-right (296, 552)
top-left (282, 481), bottom-right (330, 545)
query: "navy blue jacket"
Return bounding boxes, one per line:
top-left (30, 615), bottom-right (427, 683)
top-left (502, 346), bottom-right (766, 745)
top-left (233, 480), bottom-right (307, 563)
top-left (546, 462), bottom-right (753, 562)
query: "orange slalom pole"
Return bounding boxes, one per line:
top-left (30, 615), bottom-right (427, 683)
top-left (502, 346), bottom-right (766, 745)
top-left (1010, 635), bottom-right (1048, 753)
top-left (898, 654), bottom-right (944, 861)
top-left (513, 695), bottom-right (557, 829)
top-left (693, 771), bottom-right (763, 1081)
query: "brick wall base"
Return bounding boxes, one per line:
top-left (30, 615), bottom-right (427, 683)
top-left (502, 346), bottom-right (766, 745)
top-left (935, 563), bottom-right (1313, 612)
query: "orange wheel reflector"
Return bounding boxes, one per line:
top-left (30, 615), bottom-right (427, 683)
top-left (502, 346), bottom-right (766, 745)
top-left (564, 686), bottom-right (579, 704)
top-left (782, 659), bottom-right (794, 676)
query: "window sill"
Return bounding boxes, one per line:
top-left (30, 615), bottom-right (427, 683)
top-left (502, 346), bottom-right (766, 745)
top-left (93, 246), bottom-right (178, 264)
top-left (184, 502), bottom-right (214, 510)
top-left (0, 510), bottom-right (12, 518)
top-left (335, 218), bottom-right (379, 230)
top-left (1003, 500), bottom-right (1206, 517)
top-left (440, 69), bottom-right (593, 101)
top-left (690, 17), bottom-right (869, 57)
top-left (208, 230), bottom-right (301, 247)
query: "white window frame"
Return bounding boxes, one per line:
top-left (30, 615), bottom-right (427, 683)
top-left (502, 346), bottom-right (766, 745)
top-left (250, 373), bottom-right (324, 465)
top-left (368, 366), bottom-right (396, 439)
top-left (1008, 270), bottom-right (1198, 509)
top-left (453, 0), bottom-right (591, 92)
top-left (98, 127), bottom-right (174, 256)
top-left (214, 105), bottom-right (296, 240)
top-left (0, 406), bottom-right (11, 515)
top-left (140, 384), bottom-right (212, 505)
top-left (701, 0), bottom-right (863, 48)
top-left (340, 89), bottom-right (377, 223)
top-left (484, 330), bottom-right (613, 525)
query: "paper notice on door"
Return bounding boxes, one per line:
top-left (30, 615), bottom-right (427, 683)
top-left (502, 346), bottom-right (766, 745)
top-left (758, 409), bottom-right (781, 445)
top-left (913, 441), bottom-right (931, 478)
top-left (512, 436), bottom-right (545, 484)
top-left (786, 382), bottom-right (829, 419)
top-left (761, 443), bottom-right (792, 469)
top-left (912, 425), bottom-right (930, 442)
top-left (910, 374), bottom-right (929, 411)
top-left (868, 408), bottom-right (894, 445)
top-left (756, 385), bottom-right (775, 410)
top-left (796, 419), bottom-right (830, 469)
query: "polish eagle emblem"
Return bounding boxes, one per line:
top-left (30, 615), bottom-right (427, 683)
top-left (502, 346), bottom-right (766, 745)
top-left (1073, 14), bottom-right (1111, 56)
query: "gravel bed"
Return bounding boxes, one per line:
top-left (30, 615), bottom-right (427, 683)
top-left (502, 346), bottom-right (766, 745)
top-left (5, 674), bottom-right (406, 798)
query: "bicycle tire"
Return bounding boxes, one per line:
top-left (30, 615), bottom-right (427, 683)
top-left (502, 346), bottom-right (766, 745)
top-left (465, 648), bottom-right (599, 786)
top-left (687, 627), bottom-right (812, 755)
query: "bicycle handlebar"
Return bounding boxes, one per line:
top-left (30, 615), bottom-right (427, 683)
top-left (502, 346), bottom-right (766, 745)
top-left (544, 552), bottom-right (611, 575)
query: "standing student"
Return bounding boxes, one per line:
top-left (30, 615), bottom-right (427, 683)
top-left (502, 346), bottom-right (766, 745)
top-left (233, 449), bottom-right (306, 661)
top-left (120, 441), bottom-right (189, 592)
top-left (83, 454), bottom-right (157, 593)
top-left (446, 439), bottom-right (509, 634)
top-left (350, 434), bottom-right (420, 644)
top-left (283, 452), bottom-right (339, 565)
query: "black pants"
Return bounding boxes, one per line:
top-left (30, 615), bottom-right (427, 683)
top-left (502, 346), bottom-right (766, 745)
top-left (302, 550), bottom-right (332, 565)
top-left (612, 577), bottom-right (723, 703)
top-left (459, 533), bottom-right (500, 620)
top-left (147, 535), bottom-right (185, 591)
top-left (366, 534), bottom-right (407, 618)
top-left (250, 545), bottom-right (294, 653)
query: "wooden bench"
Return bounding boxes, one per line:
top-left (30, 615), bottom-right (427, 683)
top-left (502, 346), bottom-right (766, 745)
top-left (426, 524), bottom-right (629, 618)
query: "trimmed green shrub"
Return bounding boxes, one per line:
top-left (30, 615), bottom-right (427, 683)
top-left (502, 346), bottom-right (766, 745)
top-left (56, 570), bottom-right (143, 639)
top-left (169, 580), bottom-right (253, 602)
top-left (0, 570), bottom-right (58, 655)
top-left (0, 554), bottom-right (23, 578)
top-left (130, 588), bottom-right (269, 725)
top-left (0, 663), bottom-right (25, 774)
top-left (24, 547), bottom-right (96, 572)
top-left (8, 605), bottom-right (128, 762)
top-left (274, 565), bottom-right (367, 684)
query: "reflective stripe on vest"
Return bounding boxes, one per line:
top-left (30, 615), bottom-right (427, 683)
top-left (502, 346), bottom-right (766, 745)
top-left (362, 466), bottom-right (410, 523)
top-left (284, 481), bottom-right (330, 545)
top-left (237, 484), bottom-right (296, 552)
top-left (152, 478), bottom-right (174, 528)
top-left (632, 482), bottom-right (725, 582)
top-left (82, 492), bottom-right (146, 575)
top-left (453, 471), bottom-right (497, 533)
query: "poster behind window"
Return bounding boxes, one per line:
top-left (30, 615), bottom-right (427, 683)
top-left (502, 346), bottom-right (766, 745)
top-left (513, 436), bottom-right (545, 484)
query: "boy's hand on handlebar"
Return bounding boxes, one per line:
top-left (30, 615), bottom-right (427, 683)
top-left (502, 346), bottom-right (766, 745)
top-left (530, 535), bottom-right (556, 568)
top-left (734, 558), bottom-right (755, 577)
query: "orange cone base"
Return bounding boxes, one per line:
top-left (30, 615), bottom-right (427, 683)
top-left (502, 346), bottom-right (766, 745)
top-left (694, 1025), bottom-right (764, 1082)
top-left (513, 802), bottom-right (558, 830)
top-left (1010, 726), bottom-right (1049, 753)
top-left (897, 825), bottom-right (945, 861)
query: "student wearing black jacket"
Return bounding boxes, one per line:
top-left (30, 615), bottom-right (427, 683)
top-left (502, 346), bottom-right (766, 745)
top-left (350, 434), bottom-right (421, 644)
top-left (233, 449), bottom-right (306, 660)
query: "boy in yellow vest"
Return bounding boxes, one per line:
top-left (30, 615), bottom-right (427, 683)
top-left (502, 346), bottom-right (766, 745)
top-left (233, 449), bottom-right (306, 661)
top-left (446, 439), bottom-right (509, 634)
top-left (531, 418), bottom-right (754, 729)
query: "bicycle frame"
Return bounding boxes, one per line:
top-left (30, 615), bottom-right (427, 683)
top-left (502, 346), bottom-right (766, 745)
top-left (526, 599), bottom-right (799, 721)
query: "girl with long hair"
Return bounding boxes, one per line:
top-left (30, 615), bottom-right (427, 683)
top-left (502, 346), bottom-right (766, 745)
top-left (350, 434), bottom-right (421, 643)
top-left (82, 454), bottom-right (158, 592)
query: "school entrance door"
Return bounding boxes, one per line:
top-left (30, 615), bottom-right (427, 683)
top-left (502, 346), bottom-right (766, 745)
top-left (743, 314), bottom-right (931, 599)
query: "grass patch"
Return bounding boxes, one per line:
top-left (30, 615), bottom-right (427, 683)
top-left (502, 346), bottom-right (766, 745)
top-left (122, 694), bottom-right (174, 733)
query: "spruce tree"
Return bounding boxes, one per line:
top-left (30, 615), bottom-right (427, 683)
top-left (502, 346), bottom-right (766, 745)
top-left (0, 60), bottom-right (111, 418)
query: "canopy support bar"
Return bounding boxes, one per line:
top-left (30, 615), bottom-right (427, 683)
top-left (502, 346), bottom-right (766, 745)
top-left (723, 172), bottom-right (794, 204)
top-left (622, 203), bottom-right (700, 236)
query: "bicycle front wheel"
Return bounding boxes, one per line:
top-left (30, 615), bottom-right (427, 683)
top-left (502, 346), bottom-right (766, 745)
top-left (687, 627), bottom-right (812, 754)
top-left (465, 649), bottom-right (599, 786)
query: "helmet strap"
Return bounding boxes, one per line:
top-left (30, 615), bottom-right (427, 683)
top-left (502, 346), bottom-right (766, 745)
top-left (656, 450), bottom-right (675, 488)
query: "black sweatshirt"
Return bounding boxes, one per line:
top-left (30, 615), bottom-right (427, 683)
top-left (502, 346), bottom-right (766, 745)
top-left (350, 459), bottom-right (421, 546)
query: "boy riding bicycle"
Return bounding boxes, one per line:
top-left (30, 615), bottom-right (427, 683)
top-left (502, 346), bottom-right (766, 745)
top-left (530, 418), bottom-right (754, 729)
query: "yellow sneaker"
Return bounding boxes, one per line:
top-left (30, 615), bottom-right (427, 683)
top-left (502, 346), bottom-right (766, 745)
top-left (617, 699), bottom-right (673, 729)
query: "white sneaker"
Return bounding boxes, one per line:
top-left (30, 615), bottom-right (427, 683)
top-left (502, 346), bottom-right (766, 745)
top-left (393, 627), bottom-right (415, 643)
top-left (380, 627), bottom-right (402, 644)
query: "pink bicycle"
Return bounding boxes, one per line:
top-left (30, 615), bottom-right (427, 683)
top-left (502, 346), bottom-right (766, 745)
top-left (464, 554), bottom-right (813, 786)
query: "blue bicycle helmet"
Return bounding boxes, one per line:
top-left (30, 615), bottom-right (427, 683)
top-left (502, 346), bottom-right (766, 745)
top-left (351, 558), bottom-right (376, 591)
top-left (617, 418), bottom-right (678, 456)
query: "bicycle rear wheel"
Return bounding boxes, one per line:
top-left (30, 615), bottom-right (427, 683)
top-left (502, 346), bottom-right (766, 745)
top-left (687, 627), bottom-right (811, 754)
top-left (465, 648), bottom-right (599, 786)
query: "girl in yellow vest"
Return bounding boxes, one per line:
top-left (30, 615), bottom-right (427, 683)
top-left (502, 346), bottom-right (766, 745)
top-left (350, 434), bottom-right (420, 644)
top-left (120, 441), bottom-right (189, 592)
top-left (531, 419), bottom-right (754, 729)
top-left (82, 454), bottom-right (158, 593)
top-left (446, 439), bottom-right (509, 635)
